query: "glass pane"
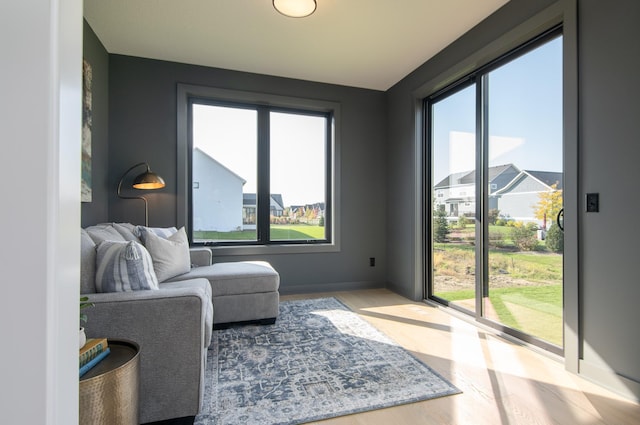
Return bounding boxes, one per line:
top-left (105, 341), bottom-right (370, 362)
top-left (431, 84), bottom-right (477, 312)
top-left (270, 111), bottom-right (327, 241)
top-left (485, 36), bottom-right (563, 346)
top-left (191, 104), bottom-right (258, 242)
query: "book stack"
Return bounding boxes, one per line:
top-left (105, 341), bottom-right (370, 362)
top-left (79, 338), bottom-right (110, 378)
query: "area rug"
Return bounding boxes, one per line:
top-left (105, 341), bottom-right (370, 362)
top-left (195, 297), bottom-right (460, 424)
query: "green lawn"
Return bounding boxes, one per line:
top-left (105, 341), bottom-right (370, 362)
top-left (194, 224), bottom-right (325, 241)
top-left (433, 239), bottom-right (563, 346)
top-left (435, 285), bottom-right (563, 346)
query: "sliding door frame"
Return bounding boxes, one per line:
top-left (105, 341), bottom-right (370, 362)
top-left (414, 2), bottom-right (576, 361)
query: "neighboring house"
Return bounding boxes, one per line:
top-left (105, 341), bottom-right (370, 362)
top-left (434, 163), bottom-right (562, 226)
top-left (434, 164), bottom-right (520, 218)
top-left (192, 148), bottom-right (245, 232)
top-left (242, 193), bottom-right (286, 230)
top-left (270, 194), bottom-right (285, 217)
top-left (289, 202), bottom-right (326, 224)
top-left (492, 169), bottom-right (563, 224)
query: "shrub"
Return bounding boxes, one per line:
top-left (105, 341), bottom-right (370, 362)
top-left (488, 231), bottom-right (505, 248)
top-left (510, 222), bottom-right (538, 251)
top-left (458, 215), bottom-right (469, 229)
top-left (433, 208), bottom-right (450, 243)
top-left (545, 223), bottom-right (563, 253)
top-left (488, 209), bottom-right (500, 225)
top-left (318, 216), bottom-right (324, 227)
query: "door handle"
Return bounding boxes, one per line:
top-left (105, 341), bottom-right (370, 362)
top-left (556, 208), bottom-right (564, 231)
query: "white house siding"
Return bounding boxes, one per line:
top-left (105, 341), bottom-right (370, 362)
top-left (192, 149), bottom-right (245, 231)
top-left (434, 184), bottom-right (475, 216)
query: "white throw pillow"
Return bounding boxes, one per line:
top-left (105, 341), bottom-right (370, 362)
top-left (95, 240), bottom-right (159, 292)
top-left (140, 226), bottom-right (191, 282)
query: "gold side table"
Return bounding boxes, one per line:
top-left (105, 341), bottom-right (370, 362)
top-left (80, 339), bottom-right (140, 425)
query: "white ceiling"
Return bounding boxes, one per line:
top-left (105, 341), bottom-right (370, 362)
top-left (84, 0), bottom-right (509, 91)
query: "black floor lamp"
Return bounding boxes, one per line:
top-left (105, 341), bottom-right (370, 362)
top-left (117, 162), bottom-right (165, 227)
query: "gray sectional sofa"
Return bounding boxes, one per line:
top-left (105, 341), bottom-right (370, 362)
top-left (80, 223), bottom-right (280, 424)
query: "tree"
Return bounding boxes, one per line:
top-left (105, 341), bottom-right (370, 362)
top-left (534, 183), bottom-right (563, 227)
top-left (545, 222), bottom-right (563, 253)
top-left (433, 208), bottom-right (450, 243)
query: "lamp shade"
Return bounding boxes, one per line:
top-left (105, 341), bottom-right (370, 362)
top-left (117, 162), bottom-right (166, 226)
top-left (132, 170), bottom-right (165, 190)
top-left (273, 0), bottom-right (317, 18)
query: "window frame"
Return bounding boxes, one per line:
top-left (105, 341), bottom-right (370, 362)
top-left (177, 84), bottom-right (341, 255)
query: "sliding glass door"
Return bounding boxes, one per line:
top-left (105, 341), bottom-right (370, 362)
top-left (427, 28), bottom-right (564, 352)
top-left (431, 83), bottom-right (477, 313)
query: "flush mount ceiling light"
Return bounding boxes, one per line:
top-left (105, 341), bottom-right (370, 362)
top-left (273, 0), bottom-right (317, 18)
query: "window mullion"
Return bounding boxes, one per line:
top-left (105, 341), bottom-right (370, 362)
top-left (257, 107), bottom-right (271, 244)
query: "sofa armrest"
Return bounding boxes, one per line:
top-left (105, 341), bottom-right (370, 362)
top-left (83, 283), bottom-right (213, 423)
top-left (190, 247), bottom-right (212, 267)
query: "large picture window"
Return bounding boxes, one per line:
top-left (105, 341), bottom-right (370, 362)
top-left (186, 96), bottom-right (333, 247)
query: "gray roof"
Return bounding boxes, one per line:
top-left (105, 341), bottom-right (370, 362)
top-left (434, 171), bottom-right (470, 189)
top-left (524, 170), bottom-right (563, 190)
top-left (243, 193), bottom-right (285, 210)
top-left (435, 164), bottom-right (521, 192)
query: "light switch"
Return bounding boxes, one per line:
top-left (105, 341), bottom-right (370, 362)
top-left (586, 193), bottom-right (599, 212)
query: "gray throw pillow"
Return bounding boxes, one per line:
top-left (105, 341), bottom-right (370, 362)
top-left (140, 226), bottom-right (190, 282)
top-left (112, 222), bottom-right (141, 241)
top-left (95, 240), bottom-right (159, 292)
top-left (86, 224), bottom-right (126, 244)
top-left (134, 225), bottom-right (178, 240)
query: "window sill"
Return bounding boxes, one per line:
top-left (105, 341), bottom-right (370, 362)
top-left (204, 243), bottom-right (339, 256)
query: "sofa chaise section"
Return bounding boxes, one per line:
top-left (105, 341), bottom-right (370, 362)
top-left (169, 260), bottom-right (280, 327)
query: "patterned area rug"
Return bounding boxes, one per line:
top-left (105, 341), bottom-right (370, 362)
top-left (195, 297), bottom-right (460, 424)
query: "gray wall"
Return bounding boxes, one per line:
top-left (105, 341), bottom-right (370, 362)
top-left (81, 20), bottom-right (109, 226)
top-left (386, 0), bottom-right (640, 400)
top-left (107, 55), bottom-right (388, 293)
top-left (578, 0), bottom-right (640, 399)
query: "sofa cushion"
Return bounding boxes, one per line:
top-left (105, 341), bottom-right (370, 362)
top-left (112, 222), bottom-right (141, 242)
top-left (159, 278), bottom-right (214, 346)
top-left (95, 240), bottom-right (159, 292)
top-left (80, 229), bottom-right (97, 294)
top-left (86, 224), bottom-right (126, 244)
top-left (170, 261), bottom-right (280, 297)
top-left (140, 227), bottom-right (191, 282)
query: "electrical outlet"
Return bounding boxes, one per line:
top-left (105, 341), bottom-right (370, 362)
top-left (369, 257), bottom-right (375, 267)
top-left (586, 193), bottom-right (599, 212)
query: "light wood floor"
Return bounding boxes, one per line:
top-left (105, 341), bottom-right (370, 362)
top-left (281, 289), bottom-right (640, 425)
